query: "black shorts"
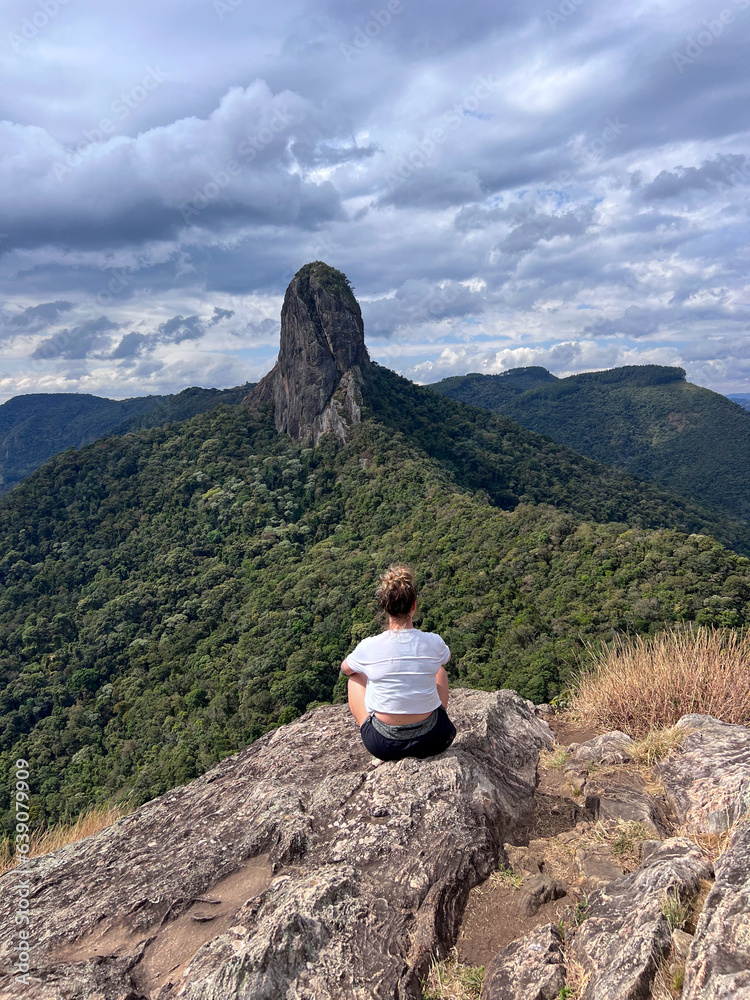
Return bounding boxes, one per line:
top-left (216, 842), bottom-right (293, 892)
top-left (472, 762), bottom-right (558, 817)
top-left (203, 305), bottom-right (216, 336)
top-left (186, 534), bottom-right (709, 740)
top-left (360, 706), bottom-right (457, 762)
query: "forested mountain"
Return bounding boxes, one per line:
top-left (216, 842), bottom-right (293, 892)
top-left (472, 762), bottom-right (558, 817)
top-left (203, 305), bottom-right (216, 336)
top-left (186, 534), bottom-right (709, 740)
top-left (0, 383), bottom-right (254, 494)
top-left (1, 263), bottom-right (749, 835)
top-left (728, 393), bottom-right (750, 412)
top-left (430, 366), bottom-right (750, 524)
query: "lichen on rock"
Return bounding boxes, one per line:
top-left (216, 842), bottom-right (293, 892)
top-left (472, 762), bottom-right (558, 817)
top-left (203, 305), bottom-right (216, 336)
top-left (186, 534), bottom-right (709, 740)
top-left (0, 689), bottom-right (552, 1000)
top-left (682, 816), bottom-right (750, 999)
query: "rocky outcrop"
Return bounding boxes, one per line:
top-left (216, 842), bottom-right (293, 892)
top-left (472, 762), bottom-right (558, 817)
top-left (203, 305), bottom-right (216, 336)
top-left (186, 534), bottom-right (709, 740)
top-left (654, 714), bottom-right (750, 834)
top-left (518, 874), bottom-right (567, 917)
top-left (583, 772), bottom-right (671, 837)
top-left (564, 729), bottom-right (670, 836)
top-left (0, 690), bottom-right (552, 1000)
top-left (4, 704), bottom-right (748, 1000)
top-left (570, 839), bottom-right (713, 1000)
top-left (244, 261), bottom-right (369, 444)
top-left (480, 923), bottom-right (566, 1000)
top-left (683, 817), bottom-right (750, 999)
top-left (459, 714), bottom-right (750, 1000)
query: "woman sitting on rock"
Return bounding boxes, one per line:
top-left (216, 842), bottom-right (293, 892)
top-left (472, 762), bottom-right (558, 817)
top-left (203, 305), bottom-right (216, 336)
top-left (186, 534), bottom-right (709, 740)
top-left (341, 564), bottom-right (456, 762)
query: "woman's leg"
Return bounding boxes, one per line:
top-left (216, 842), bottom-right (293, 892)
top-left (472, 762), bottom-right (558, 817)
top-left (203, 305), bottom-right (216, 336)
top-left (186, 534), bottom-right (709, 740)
top-left (347, 673), bottom-right (370, 727)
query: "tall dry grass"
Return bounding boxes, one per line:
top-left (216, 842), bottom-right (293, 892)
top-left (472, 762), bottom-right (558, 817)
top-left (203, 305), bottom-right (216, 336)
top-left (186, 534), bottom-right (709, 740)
top-left (572, 627), bottom-right (750, 737)
top-left (0, 803), bottom-right (130, 878)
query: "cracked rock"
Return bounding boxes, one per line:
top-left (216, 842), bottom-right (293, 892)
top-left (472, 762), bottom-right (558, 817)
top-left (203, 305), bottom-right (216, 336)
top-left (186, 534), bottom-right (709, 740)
top-left (683, 817), bottom-right (750, 999)
top-left (570, 838), bottom-right (713, 1000)
top-left (480, 923), bottom-right (566, 1000)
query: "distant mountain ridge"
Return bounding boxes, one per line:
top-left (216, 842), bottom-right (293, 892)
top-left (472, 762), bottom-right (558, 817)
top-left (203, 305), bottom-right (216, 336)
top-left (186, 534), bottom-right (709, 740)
top-left (430, 365), bottom-right (750, 524)
top-left (0, 383), bottom-right (254, 494)
top-left (728, 393), bottom-right (750, 412)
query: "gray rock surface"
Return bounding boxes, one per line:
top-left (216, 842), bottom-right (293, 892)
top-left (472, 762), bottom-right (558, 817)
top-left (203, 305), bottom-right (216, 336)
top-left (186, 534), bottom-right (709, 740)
top-left (245, 261), bottom-right (369, 444)
top-left (569, 838), bottom-right (713, 1000)
top-left (683, 817), bottom-right (750, 999)
top-left (0, 689), bottom-right (552, 1000)
top-left (574, 844), bottom-right (625, 890)
top-left (672, 928), bottom-right (693, 962)
top-left (480, 923), bottom-right (565, 1000)
top-left (654, 715), bottom-right (750, 834)
top-left (583, 772), bottom-right (670, 836)
top-left (518, 874), bottom-right (567, 916)
top-left (564, 731), bottom-right (635, 796)
top-left (567, 731), bottom-right (636, 768)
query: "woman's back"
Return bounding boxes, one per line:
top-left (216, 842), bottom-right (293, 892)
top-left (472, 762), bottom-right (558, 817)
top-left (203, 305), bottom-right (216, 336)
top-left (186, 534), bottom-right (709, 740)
top-left (342, 562), bottom-right (456, 761)
top-left (347, 628), bottom-right (449, 715)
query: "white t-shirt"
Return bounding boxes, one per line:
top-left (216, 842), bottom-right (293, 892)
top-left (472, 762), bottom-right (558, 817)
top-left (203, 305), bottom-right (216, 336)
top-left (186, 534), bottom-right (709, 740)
top-left (346, 628), bottom-right (450, 714)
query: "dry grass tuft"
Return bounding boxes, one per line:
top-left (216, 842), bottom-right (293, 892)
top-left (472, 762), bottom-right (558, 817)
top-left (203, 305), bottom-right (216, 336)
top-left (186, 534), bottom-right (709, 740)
top-left (683, 811), bottom-right (750, 870)
top-left (631, 727), bottom-right (688, 767)
top-left (485, 865), bottom-right (524, 890)
top-left (539, 746), bottom-right (569, 770)
top-left (573, 627), bottom-right (750, 737)
top-left (653, 956), bottom-right (686, 1000)
top-left (542, 837), bottom-right (578, 883)
top-left (564, 957), bottom-right (591, 1000)
top-left (579, 819), bottom-right (650, 872)
top-left (686, 877), bottom-right (714, 934)
top-left (421, 949), bottom-right (484, 1000)
top-left (661, 889), bottom-right (690, 931)
top-left (0, 803), bottom-right (131, 877)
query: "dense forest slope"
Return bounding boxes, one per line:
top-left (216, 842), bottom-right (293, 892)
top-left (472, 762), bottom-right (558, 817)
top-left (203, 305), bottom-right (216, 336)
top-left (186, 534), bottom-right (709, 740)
top-left (430, 366), bottom-right (750, 523)
top-left (0, 383), bottom-right (253, 494)
top-left (1, 397), bottom-right (749, 833)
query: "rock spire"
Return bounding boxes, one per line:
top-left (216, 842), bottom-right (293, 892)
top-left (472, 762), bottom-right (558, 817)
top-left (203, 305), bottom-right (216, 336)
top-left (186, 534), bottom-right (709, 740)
top-left (244, 261), bottom-right (369, 444)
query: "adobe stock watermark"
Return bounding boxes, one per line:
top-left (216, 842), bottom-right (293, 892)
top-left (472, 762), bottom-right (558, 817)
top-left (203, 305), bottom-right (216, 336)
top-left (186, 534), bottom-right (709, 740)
top-left (28, 268), bottom-right (132, 371)
top-left (8, 0), bottom-right (72, 52)
top-left (385, 75), bottom-right (499, 186)
top-left (546, 0), bottom-right (587, 28)
top-left (672, 0), bottom-right (749, 72)
top-left (213, 0), bottom-right (244, 20)
top-left (94, 268), bottom-right (132, 308)
top-left (340, 0), bottom-right (410, 62)
top-left (53, 67), bottom-right (167, 182)
top-left (12, 759), bottom-right (34, 985)
top-left (177, 106), bottom-right (295, 225)
top-left (566, 116), bottom-right (628, 170)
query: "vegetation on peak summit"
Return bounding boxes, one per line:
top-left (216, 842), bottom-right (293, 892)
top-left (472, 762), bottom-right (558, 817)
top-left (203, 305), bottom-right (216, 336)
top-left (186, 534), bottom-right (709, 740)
top-left (293, 260), bottom-right (361, 322)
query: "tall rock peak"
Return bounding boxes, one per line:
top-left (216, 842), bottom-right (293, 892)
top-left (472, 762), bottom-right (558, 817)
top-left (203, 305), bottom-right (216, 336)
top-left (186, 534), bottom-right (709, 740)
top-left (244, 261), bottom-right (369, 444)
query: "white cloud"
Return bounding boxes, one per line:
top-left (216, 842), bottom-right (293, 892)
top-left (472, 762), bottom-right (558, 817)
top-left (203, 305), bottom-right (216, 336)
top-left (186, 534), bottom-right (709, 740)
top-left (0, 0), bottom-right (749, 399)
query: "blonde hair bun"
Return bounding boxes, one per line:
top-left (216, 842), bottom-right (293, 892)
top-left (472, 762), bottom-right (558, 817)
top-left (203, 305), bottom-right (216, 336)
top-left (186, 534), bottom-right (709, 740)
top-left (377, 563), bottom-right (417, 618)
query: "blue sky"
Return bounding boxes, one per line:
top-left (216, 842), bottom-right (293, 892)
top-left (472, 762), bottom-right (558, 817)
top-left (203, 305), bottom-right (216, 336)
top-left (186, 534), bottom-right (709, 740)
top-left (0, 0), bottom-right (749, 401)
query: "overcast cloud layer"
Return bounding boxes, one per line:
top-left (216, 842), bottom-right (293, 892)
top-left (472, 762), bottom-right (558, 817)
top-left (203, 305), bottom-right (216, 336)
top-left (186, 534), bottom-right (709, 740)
top-left (1, 0), bottom-right (749, 401)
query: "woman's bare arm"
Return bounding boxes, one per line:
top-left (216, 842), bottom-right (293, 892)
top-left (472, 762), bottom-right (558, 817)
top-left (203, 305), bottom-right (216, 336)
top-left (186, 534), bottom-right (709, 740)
top-left (436, 666), bottom-right (450, 708)
top-left (340, 658), bottom-right (356, 676)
